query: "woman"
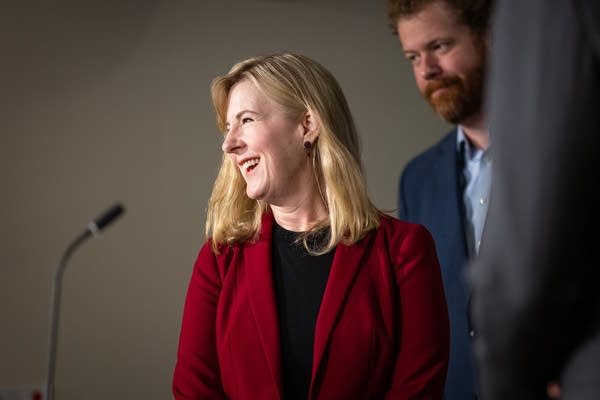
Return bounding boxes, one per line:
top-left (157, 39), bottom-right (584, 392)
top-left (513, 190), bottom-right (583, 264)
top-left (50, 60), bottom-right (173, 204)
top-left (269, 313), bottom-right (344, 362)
top-left (173, 53), bottom-right (449, 399)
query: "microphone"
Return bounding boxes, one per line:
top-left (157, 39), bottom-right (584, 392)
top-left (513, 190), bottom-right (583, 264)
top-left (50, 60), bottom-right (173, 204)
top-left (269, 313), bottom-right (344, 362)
top-left (46, 203), bottom-right (125, 400)
top-left (86, 203), bottom-right (125, 236)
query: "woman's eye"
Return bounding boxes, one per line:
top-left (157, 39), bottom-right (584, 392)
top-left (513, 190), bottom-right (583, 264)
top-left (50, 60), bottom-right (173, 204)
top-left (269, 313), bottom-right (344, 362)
top-left (242, 117), bottom-right (254, 124)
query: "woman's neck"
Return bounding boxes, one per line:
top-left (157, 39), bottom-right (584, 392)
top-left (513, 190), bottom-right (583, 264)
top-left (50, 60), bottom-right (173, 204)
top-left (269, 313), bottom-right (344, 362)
top-left (270, 198), bottom-right (328, 232)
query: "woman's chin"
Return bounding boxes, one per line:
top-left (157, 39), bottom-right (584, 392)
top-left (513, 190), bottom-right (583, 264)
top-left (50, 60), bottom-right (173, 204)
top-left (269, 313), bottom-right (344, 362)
top-left (245, 188), bottom-right (265, 201)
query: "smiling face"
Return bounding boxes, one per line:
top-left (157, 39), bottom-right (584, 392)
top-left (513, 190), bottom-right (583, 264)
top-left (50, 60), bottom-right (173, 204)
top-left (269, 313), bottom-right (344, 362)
top-left (221, 79), bottom-right (315, 207)
top-left (396, 1), bottom-right (487, 124)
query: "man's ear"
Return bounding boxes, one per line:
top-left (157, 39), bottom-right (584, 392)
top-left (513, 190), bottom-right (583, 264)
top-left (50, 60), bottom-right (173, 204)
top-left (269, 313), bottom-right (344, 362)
top-left (484, 28), bottom-right (492, 48)
top-left (301, 110), bottom-right (319, 141)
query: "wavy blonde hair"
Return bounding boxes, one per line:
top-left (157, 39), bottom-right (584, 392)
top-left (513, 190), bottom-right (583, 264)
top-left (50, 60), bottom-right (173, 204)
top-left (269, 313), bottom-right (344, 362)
top-left (206, 53), bottom-right (380, 254)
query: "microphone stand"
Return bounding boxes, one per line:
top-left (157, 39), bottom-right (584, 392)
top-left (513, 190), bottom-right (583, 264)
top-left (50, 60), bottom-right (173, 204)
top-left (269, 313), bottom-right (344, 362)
top-left (46, 229), bottom-right (91, 400)
top-left (45, 203), bottom-right (124, 400)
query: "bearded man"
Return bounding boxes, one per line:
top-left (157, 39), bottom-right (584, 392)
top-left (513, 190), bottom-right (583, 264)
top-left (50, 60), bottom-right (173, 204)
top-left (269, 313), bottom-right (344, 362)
top-left (387, 1), bottom-right (493, 399)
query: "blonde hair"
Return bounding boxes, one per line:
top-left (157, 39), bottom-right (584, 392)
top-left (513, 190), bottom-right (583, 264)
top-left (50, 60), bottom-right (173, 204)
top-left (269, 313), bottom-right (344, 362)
top-left (206, 53), bottom-right (380, 254)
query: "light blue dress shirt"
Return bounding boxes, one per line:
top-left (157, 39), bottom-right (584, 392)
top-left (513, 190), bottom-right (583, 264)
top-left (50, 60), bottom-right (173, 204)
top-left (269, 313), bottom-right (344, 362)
top-left (457, 126), bottom-right (492, 255)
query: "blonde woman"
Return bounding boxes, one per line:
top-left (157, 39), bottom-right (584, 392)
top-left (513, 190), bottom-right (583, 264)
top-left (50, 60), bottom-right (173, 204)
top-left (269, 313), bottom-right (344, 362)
top-left (173, 53), bottom-right (449, 400)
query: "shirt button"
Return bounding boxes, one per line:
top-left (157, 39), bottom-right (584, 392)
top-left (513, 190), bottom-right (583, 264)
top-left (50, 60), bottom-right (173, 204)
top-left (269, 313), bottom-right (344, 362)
top-left (469, 330), bottom-right (475, 337)
top-left (479, 197), bottom-right (486, 205)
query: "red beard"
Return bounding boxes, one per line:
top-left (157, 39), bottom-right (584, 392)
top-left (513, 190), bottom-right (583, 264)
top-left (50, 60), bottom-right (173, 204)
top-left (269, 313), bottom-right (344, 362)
top-left (423, 60), bottom-right (486, 124)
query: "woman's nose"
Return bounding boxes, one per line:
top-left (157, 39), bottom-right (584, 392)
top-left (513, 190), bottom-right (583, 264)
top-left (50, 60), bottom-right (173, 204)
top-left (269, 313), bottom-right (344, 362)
top-left (221, 126), bottom-right (243, 154)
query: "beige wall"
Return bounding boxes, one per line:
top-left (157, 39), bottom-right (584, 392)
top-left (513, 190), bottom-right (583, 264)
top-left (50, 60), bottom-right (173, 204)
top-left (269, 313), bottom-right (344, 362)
top-left (0, 0), bottom-right (449, 398)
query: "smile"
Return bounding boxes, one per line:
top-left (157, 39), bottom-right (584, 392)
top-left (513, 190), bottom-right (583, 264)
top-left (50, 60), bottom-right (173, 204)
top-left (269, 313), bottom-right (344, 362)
top-left (241, 158), bottom-right (260, 173)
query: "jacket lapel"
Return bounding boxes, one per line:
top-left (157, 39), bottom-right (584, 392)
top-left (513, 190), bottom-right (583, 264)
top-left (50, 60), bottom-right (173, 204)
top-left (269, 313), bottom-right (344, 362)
top-left (433, 130), bottom-right (469, 258)
top-left (245, 213), bottom-right (282, 398)
top-left (310, 235), bottom-right (369, 393)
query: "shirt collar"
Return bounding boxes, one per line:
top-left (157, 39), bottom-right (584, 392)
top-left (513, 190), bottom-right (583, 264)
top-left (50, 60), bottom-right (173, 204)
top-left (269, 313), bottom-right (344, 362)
top-left (456, 125), bottom-right (491, 162)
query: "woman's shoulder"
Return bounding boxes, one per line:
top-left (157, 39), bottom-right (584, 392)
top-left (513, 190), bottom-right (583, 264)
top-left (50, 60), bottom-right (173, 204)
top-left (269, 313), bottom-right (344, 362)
top-left (376, 214), bottom-right (435, 245)
top-left (375, 215), bottom-right (439, 270)
top-left (377, 213), bottom-right (424, 231)
top-left (191, 238), bottom-right (246, 284)
top-left (195, 238), bottom-right (237, 265)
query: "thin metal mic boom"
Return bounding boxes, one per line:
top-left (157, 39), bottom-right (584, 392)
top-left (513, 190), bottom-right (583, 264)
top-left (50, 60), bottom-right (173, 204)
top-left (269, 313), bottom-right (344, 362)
top-left (46, 203), bottom-right (125, 400)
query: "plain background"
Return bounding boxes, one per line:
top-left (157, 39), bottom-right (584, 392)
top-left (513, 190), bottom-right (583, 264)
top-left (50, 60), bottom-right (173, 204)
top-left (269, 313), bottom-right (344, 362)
top-left (0, 0), bottom-right (448, 398)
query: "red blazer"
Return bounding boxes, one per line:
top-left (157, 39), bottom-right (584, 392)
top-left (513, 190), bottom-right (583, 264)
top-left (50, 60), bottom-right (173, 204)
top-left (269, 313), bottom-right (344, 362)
top-left (173, 213), bottom-right (449, 399)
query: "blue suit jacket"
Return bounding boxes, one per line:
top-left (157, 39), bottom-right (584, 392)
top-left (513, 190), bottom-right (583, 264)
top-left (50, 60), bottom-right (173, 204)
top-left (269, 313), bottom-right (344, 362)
top-left (398, 129), bottom-right (477, 400)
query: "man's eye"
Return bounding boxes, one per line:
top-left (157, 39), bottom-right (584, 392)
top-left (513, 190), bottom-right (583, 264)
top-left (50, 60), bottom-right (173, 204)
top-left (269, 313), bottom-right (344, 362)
top-left (434, 42), bottom-right (450, 51)
top-left (405, 54), bottom-right (418, 63)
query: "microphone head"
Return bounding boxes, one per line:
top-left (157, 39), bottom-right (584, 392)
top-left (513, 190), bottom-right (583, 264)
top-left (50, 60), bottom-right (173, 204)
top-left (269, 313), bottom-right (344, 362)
top-left (88, 202), bottom-right (125, 234)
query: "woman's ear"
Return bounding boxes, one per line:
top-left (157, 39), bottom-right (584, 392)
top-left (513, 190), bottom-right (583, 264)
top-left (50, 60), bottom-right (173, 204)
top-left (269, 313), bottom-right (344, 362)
top-left (301, 110), bottom-right (319, 141)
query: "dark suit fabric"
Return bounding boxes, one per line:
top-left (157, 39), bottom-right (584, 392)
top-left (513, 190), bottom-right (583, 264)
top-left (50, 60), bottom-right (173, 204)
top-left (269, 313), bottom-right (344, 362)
top-left (398, 130), bottom-right (477, 400)
top-left (173, 213), bottom-right (449, 399)
top-left (470, 1), bottom-right (600, 399)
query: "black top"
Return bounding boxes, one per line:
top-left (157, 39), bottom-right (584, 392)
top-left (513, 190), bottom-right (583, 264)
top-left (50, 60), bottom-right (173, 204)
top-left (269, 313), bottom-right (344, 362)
top-left (271, 222), bottom-right (334, 400)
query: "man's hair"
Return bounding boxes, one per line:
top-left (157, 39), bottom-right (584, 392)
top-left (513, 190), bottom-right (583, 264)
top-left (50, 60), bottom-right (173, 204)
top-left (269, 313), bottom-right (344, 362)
top-left (207, 53), bottom-right (381, 254)
top-left (387, 0), bottom-right (494, 36)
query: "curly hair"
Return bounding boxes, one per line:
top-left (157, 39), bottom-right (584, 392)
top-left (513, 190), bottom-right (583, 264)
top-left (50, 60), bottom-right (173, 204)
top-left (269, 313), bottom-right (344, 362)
top-left (387, 0), bottom-right (494, 36)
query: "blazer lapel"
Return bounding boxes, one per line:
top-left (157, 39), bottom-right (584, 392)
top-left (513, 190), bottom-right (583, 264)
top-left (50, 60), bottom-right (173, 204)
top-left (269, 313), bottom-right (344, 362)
top-left (245, 213), bottom-right (282, 398)
top-left (310, 236), bottom-right (369, 393)
top-left (434, 130), bottom-right (469, 258)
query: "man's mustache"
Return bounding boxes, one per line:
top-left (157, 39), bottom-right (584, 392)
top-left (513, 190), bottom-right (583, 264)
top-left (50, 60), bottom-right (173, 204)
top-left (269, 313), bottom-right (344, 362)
top-left (424, 77), bottom-right (462, 99)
